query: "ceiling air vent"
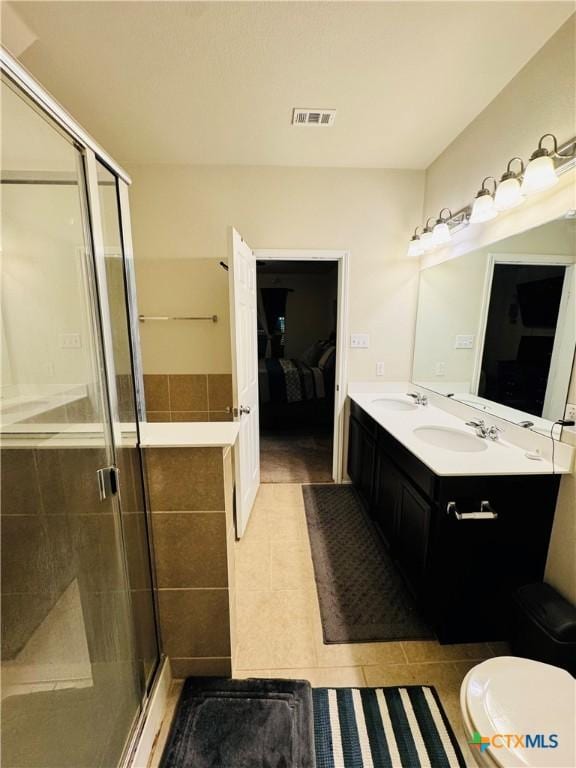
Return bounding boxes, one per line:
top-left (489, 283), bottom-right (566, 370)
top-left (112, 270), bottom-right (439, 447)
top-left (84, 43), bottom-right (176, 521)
top-left (292, 108), bottom-right (336, 127)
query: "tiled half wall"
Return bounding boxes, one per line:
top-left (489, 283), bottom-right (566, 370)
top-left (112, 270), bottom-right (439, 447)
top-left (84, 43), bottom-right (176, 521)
top-left (143, 374), bottom-right (233, 423)
top-left (144, 444), bottom-right (236, 678)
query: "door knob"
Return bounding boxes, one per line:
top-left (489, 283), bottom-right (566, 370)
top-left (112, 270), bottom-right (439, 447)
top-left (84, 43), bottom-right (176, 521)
top-left (239, 405), bottom-right (251, 415)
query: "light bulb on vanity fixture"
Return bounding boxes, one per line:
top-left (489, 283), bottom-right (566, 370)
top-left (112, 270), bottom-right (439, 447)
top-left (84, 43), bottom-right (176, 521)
top-left (419, 217), bottom-right (436, 252)
top-left (494, 157), bottom-right (525, 211)
top-left (470, 177), bottom-right (498, 223)
top-left (520, 134), bottom-right (562, 195)
top-left (407, 227), bottom-right (424, 257)
top-left (431, 208), bottom-right (453, 246)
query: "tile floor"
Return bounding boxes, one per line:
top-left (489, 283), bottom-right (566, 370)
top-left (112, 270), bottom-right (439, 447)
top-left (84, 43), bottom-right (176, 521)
top-left (233, 482), bottom-right (510, 767)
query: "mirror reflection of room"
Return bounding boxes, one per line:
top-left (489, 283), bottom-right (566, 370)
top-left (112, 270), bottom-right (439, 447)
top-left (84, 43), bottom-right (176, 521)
top-left (479, 263), bottom-right (567, 418)
top-left (257, 260), bottom-right (338, 483)
top-left (413, 216), bottom-right (576, 433)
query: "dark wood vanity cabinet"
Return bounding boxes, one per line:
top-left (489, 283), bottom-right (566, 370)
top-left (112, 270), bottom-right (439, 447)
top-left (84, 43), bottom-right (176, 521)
top-left (347, 401), bottom-right (377, 509)
top-left (348, 399), bottom-right (561, 643)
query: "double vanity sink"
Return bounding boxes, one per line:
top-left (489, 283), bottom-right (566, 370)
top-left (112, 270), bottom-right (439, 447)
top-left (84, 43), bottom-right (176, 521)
top-left (347, 388), bottom-right (570, 643)
top-left (373, 398), bottom-right (489, 451)
top-left (351, 389), bottom-right (571, 475)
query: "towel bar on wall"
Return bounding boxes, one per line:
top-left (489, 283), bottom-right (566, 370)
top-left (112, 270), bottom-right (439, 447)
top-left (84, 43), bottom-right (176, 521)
top-left (138, 315), bottom-right (218, 323)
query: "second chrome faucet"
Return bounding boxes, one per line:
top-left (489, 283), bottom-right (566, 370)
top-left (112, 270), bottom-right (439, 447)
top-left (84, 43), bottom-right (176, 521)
top-left (407, 392), bottom-right (428, 406)
top-left (466, 419), bottom-right (502, 440)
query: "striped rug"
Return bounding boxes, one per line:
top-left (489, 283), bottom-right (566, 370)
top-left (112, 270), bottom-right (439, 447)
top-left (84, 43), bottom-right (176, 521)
top-left (313, 686), bottom-right (466, 768)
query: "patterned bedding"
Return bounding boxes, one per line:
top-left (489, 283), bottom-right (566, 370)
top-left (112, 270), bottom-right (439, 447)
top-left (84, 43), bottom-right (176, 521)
top-left (258, 358), bottom-right (326, 404)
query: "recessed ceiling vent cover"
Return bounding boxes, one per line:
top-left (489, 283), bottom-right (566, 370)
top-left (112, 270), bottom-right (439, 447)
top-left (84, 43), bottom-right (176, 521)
top-left (292, 108), bottom-right (336, 127)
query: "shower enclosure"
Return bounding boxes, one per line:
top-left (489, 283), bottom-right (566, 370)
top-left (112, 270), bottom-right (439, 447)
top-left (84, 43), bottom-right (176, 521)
top-left (1, 51), bottom-right (160, 766)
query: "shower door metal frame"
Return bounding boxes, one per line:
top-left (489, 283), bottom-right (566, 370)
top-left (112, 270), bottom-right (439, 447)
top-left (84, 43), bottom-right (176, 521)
top-left (1, 45), bottom-right (162, 768)
top-left (83, 149), bottom-right (163, 767)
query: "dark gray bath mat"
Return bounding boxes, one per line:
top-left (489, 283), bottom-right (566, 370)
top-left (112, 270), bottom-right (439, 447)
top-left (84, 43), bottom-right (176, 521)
top-left (159, 678), bottom-right (315, 768)
top-left (302, 484), bottom-right (433, 643)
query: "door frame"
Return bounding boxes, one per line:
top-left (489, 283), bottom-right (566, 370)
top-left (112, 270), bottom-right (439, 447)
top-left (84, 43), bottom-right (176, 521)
top-left (472, 251), bottom-right (575, 419)
top-left (254, 248), bottom-right (350, 482)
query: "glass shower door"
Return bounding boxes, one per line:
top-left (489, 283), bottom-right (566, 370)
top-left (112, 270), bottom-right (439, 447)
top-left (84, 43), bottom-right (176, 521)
top-left (0, 77), bottom-right (142, 766)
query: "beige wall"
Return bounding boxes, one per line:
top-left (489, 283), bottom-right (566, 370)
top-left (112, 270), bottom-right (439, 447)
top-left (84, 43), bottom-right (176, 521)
top-left (135, 258), bottom-right (231, 374)
top-left (424, 15), bottom-right (576, 219)
top-left (420, 16), bottom-right (576, 604)
top-left (128, 164), bottom-right (425, 380)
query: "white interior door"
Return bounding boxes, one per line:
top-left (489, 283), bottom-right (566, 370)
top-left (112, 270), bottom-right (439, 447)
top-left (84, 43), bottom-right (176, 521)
top-left (229, 228), bottom-right (260, 537)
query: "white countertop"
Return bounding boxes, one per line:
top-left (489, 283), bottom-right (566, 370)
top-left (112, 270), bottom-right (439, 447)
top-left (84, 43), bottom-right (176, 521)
top-left (349, 386), bottom-right (573, 476)
top-left (139, 421), bottom-right (239, 448)
top-left (1, 420), bottom-right (240, 450)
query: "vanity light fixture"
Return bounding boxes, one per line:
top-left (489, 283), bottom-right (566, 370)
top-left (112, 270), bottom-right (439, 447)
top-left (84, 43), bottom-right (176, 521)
top-left (494, 157), bottom-right (525, 211)
top-left (407, 130), bottom-right (576, 258)
top-left (521, 134), bottom-right (562, 195)
top-left (432, 208), bottom-right (453, 246)
top-left (407, 227), bottom-right (425, 257)
top-left (419, 217), bottom-right (437, 252)
top-left (470, 177), bottom-right (498, 223)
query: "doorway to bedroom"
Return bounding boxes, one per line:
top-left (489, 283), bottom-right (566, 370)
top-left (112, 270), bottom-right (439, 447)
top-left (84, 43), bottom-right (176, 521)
top-left (255, 257), bottom-right (342, 483)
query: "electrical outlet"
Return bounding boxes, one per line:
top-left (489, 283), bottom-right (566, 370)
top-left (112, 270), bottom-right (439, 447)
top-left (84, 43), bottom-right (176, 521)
top-left (455, 334), bottom-right (474, 349)
top-left (59, 333), bottom-right (81, 349)
top-left (376, 362), bottom-right (385, 377)
top-left (435, 362), bottom-right (446, 376)
top-left (350, 333), bottom-right (369, 349)
top-left (564, 403), bottom-right (576, 423)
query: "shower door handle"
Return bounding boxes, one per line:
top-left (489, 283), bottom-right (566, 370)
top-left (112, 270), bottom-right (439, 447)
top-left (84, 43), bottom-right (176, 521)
top-left (97, 466), bottom-right (120, 501)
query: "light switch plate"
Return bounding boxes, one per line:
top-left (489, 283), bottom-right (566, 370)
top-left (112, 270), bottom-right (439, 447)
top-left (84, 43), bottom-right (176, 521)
top-left (350, 333), bottom-right (370, 349)
top-left (455, 334), bottom-right (474, 349)
top-left (59, 333), bottom-right (81, 349)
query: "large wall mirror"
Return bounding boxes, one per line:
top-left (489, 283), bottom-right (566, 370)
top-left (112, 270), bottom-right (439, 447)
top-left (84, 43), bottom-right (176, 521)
top-left (412, 213), bottom-right (576, 435)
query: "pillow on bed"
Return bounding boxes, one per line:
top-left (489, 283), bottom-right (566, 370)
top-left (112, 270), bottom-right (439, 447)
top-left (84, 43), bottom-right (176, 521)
top-left (317, 345), bottom-right (336, 369)
top-left (301, 341), bottom-right (325, 366)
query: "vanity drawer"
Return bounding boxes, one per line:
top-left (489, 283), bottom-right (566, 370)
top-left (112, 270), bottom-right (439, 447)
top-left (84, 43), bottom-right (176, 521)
top-left (436, 474), bottom-right (560, 518)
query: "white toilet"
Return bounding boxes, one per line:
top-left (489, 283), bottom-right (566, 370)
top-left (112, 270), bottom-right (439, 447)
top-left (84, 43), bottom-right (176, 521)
top-left (460, 656), bottom-right (575, 768)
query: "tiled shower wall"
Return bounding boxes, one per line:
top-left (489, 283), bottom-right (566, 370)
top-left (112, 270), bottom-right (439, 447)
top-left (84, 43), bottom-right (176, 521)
top-left (1, 446), bottom-right (133, 664)
top-left (143, 374), bottom-right (233, 423)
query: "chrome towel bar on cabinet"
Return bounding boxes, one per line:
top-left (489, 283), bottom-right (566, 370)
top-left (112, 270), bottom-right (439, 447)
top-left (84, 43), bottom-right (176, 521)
top-left (446, 500), bottom-right (498, 521)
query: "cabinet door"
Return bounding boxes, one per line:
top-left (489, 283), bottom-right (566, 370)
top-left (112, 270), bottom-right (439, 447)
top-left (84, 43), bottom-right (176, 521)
top-left (373, 448), bottom-right (401, 545)
top-left (347, 416), bottom-right (376, 509)
top-left (396, 481), bottom-right (432, 597)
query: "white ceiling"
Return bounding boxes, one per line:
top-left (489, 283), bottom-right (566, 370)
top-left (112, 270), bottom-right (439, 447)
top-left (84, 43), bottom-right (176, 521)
top-left (4, 1), bottom-right (574, 169)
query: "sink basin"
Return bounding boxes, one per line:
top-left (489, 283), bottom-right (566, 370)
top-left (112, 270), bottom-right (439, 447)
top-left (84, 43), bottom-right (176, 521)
top-left (371, 397), bottom-right (417, 411)
top-left (413, 425), bottom-right (487, 452)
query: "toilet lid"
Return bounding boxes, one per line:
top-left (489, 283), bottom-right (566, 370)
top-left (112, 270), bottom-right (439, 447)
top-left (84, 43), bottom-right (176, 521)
top-left (464, 657), bottom-right (575, 768)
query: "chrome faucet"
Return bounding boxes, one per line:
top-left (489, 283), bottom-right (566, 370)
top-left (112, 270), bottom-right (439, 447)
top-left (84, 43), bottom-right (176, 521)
top-left (466, 419), bottom-right (502, 440)
top-left (407, 392), bottom-right (428, 406)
